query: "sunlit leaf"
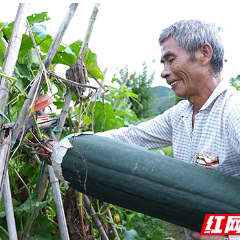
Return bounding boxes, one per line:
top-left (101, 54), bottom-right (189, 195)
top-left (69, 40), bottom-right (82, 57)
top-left (53, 51), bottom-right (76, 66)
top-left (31, 24), bottom-right (49, 39)
top-left (27, 12), bottom-right (51, 25)
top-left (53, 101), bottom-right (64, 109)
top-left (85, 49), bottom-right (104, 80)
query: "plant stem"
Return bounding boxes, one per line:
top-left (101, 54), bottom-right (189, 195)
top-left (11, 165), bottom-right (32, 227)
top-left (31, 112), bottom-right (42, 141)
top-left (0, 225), bottom-right (9, 237)
top-left (0, 72), bottom-right (17, 82)
top-left (21, 202), bottom-right (39, 239)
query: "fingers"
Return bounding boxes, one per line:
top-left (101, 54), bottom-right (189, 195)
top-left (189, 231), bottom-right (201, 240)
top-left (46, 140), bottom-right (57, 150)
top-left (189, 231), bottom-right (228, 240)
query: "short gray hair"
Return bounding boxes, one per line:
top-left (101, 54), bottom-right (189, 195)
top-left (159, 20), bottom-right (224, 73)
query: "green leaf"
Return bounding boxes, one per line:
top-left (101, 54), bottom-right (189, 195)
top-left (31, 215), bottom-right (56, 239)
top-left (122, 229), bottom-right (138, 240)
top-left (31, 24), bottom-right (49, 39)
top-left (0, 191), bottom-right (48, 218)
top-left (14, 192), bottom-right (48, 217)
top-left (16, 64), bottom-right (33, 80)
top-left (53, 51), bottom-right (76, 66)
top-left (27, 12), bottom-right (50, 25)
top-left (19, 34), bottom-right (34, 58)
top-left (52, 231), bottom-right (61, 240)
top-left (69, 40), bottom-right (83, 57)
top-left (90, 101), bottom-right (124, 133)
top-left (0, 22), bottom-right (8, 31)
top-left (14, 67), bottom-right (31, 91)
top-left (53, 101), bottom-right (64, 109)
top-left (0, 31), bottom-right (7, 66)
top-left (69, 40), bottom-right (104, 79)
top-left (126, 211), bottom-right (137, 230)
top-left (85, 49), bottom-right (104, 80)
top-left (58, 42), bottom-right (75, 55)
top-left (129, 92), bottom-right (138, 98)
top-left (111, 77), bottom-right (118, 83)
top-left (115, 107), bottom-right (139, 126)
top-left (38, 36), bottom-right (53, 53)
top-left (2, 21), bottom-right (14, 40)
top-left (27, 48), bottom-right (40, 69)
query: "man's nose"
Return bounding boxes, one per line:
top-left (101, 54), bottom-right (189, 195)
top-left (161, 66), bottom-right (171, 79)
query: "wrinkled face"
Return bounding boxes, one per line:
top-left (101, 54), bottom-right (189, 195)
top-left (160, 38), bottom-right (204, 99)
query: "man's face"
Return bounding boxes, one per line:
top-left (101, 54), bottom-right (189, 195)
top-left (160, 38), bottom-right (204, 100)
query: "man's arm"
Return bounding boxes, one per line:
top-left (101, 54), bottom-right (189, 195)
top-left (227, 103), bottom-right (240, 154)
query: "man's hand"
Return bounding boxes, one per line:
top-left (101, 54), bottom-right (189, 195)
top-left (38, 140), bottom-right (56, 165)
top-left (189, 231), bottom-right (228, 240)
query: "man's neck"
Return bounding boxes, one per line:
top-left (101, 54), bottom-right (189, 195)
top-left (190, 74), bottom-right (222, 113)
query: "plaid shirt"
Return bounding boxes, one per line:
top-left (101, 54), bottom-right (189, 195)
top-left (97, 80), bottom-right (240, 240)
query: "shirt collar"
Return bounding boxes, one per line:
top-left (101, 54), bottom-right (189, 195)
top-left (181, 80), bottom-right (230, 117)
top-left (200, 79), bottom-right (230, 111)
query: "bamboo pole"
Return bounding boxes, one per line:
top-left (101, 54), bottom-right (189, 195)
top-left (33, 4), bottom-right (78, 240)
top-left (82, 195), bottom-right (109, 240)
top-left (3, 172), bottom-right (18, 240)
top-left (97, 67), bottom-right (107, 99)
top-left (55, 3), bottom-right (101, 140)
top-left (107, 209), bottom-right (120, 240)
top-left (52, 4), bottom-right (108, 239)
top-left (0, 129), bottom-right (12, 203)
top-left (48, 165), bottom-right (69, 238)
top-left (0, 3), bottom-right (30, 126)
top-left (0, 4), bottom-right (30, 240)
top-left (0, 2), bottom-right (30, 195)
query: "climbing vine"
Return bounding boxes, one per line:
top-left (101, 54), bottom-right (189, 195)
top-left (0, 9), bottom-right (164, 240)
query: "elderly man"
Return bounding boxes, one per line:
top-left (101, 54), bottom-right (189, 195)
top-left (97, 20), bottom-right (240, 240)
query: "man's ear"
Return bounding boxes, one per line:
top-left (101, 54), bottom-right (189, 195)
top-left (200, 43), bottom-right (213, 65)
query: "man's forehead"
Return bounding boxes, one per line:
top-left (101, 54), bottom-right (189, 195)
top-left (161, 38), bottom-right (185, 59)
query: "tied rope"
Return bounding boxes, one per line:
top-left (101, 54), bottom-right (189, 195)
top-left (42, 117), bottom-right (62, 134)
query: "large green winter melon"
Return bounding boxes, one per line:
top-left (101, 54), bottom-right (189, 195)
top-left (55, 134), bottom-right (240, 232)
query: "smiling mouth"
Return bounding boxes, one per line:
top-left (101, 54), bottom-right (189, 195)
top-left (169, 80), bottom-right (179, 88)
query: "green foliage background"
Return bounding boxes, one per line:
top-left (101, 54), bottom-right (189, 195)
top-left (0, 11), bottom-right (169, 240)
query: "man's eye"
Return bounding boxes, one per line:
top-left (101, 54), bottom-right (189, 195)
top-left (169, 58), bottom-right (174, 64)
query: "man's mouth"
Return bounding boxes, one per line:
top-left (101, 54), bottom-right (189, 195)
top-left (169, 80), bottom-right (179, 88)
